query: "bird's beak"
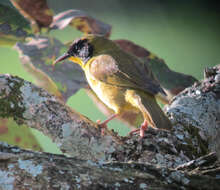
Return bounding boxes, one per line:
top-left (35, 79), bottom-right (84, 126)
top-left (53, 53), bottom-right (70, 65)
top-left (53, 53), bottom-right (84, 67)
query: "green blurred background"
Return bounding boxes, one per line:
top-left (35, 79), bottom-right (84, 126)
top-left (0, 0), bottom-right (220, 153)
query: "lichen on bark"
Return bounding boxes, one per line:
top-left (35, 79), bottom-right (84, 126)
top-left (0, 75), bottom-right (25, 123)
top-left (0, 64), bottom-right (219, 189)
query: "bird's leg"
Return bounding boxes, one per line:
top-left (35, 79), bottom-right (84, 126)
top-left (97, 114), bottom-right (118, 135)
top-left (97, 114), bottom-right (118, 128)
top-left (140, 120), bottom-right (148, 138)
top-left (129, 120), bottom-right (148, 138)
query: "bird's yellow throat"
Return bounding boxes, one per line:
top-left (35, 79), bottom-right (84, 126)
top-left (69, 56), bottom-right (97, 70)
top-left (69, 56), bottom-right (84, 67)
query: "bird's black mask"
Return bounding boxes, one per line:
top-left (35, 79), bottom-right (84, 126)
top-left (67, 39), bottom-right (93, 63)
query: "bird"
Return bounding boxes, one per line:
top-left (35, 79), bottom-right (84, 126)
top-left (54, 35), bottom-right (172, 138)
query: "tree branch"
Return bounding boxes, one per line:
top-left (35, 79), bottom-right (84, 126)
top-left (0, 64), bottom-right (219, 189)
top-left (0, 74), bottom-right (120, 161)
top-left (0, 143), bottom-right (219, 190)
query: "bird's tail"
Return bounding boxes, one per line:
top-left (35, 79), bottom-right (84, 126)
top-left (126, 90), bottom-right (172, 130)
top-left (142, 93), bottom-right (172, 130)
top-left (155, 92), bottom-right (170, 104)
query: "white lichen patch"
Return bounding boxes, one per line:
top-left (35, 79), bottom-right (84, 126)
top-left (62, 122), bottom-right (78, 138)
top-left (123, 178), bottom-right (129, 182)
top-left (8, 164), bottom-right (15, 170)
top-left (86, 159), bottom-right (98, 167)
top-left (75, 176), bottom-right (81, 183)
top-left (168, 171), bottom-right (190, 185)
top-left (0, 170), bottom-right (15, 190)
top-left (11, 147), bottom-right (22, 153)
top-left (62, 125), bottom-right (116, 161)
top-left (123, 178), bottom-right (134, 183)
top-left (114, 182), bottom-right (120, 187)
top-left (90, 135), bottom-right (116, 158)
top-left (0, 77), bottom-right (11, 97)
top-left (155, 153), bottom-right (187, 168)
top-left (60, 182), bottom-right (71, 190)
top-left (167, 93), bottom-right (220, 137)
top-left (139, 183), bottom-right (147, 189)
top-left (166, 90), bottom-right (220, 155)
top-left (107, 167), bottom-right (123, 172)
top-left (155, 153), bottom-right (164, 164)
top-left (195, 90), bottom-right (201, 95)
top-left (158, 137), bottom-right (170, 144)
top-left (79, 174), bottom-right (92, 186)
top-left (9, 103), bottom-right (15, 109)
top-left (18, 159), bottom-right (43, 177)
top-left (20, 83), bottom-right (49, 119)
top-left (216, 174), bottom-right (220, 179)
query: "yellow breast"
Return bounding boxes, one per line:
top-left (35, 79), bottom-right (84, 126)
top-left (83, 58), bottom-right (140, 115)
top-left (87, 73), bottom-right (119, 112)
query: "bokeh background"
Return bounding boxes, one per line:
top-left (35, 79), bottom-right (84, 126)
top-left (0, 0), bottom-right (220, 153)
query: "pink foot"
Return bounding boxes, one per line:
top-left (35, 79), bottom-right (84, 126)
top-left (129, 120), bottom-right (148, 138)
top-left (96, 114), bottom-right (118, 135)
top-left (96, 120), bottom-right (107, 135)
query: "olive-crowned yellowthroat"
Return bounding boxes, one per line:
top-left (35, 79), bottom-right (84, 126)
top-left (54, 35), bottom-right (171, 137)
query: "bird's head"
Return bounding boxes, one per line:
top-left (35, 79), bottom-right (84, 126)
top-left (53, 37), bottom-right (94, 67)
top-left (54, 35), bottom-right (119, 68)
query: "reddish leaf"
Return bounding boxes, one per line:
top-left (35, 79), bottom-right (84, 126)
top-left (50, 10), bottom-right (111, 37)
top-left (0, 119), bottom-right (8, 135)
top-left (115, 39), bottom-right (152, 58)
top-left (14, 36), bottom-right (87, 101)
top-left (115, 39), bottom-right (197, 99)
top-left (10, 0), bottom-right (53, 33)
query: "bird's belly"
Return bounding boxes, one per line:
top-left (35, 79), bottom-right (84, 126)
top-left (86, 76), bottom-right (127, 113)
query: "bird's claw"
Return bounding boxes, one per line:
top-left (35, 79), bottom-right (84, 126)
top-left (129, 121), bottom-right (148, 138)
top-left (96, 120), bottom-right (108, 135)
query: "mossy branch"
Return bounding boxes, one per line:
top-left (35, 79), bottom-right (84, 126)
top-left (0, 65), bottom-right (219, 189)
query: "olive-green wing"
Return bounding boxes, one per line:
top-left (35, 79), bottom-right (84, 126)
top-left (89, 54), bottom-right (165, 96)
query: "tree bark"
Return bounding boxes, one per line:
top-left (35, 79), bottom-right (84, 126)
top-left (0, 65), bottom-right (219, 189)
top-left (0, 143), bottom-right (219, 190)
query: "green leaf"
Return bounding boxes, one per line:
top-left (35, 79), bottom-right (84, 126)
top-left (0, 117), bottom-right (42, 151)
top-left (0, 3), bottom-right (31, 47)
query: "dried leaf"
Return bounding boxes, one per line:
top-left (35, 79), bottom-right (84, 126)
top-left (14, 36), bottom-right (87, 101)
top-left (0, 4), bottom-right (31, 46)
top-left (115, 39), bottom-right (197, 99)
top-left (0, 118), bottom-right (42, 151)
top-left (10, 0), bottom-right (53, 33)
top-left (50, 10), bottom-right (111, 37)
